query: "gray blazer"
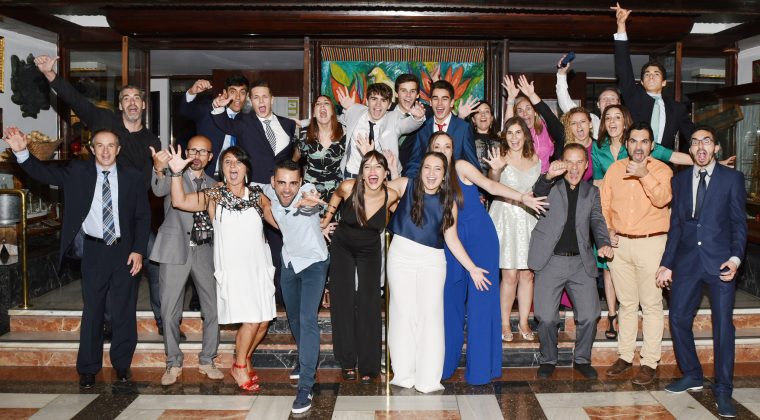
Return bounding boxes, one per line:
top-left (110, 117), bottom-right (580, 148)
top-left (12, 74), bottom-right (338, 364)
top-left (527, 176), bottom-right (611, 277)
top-left (149, 169), bottom-right (214, 265)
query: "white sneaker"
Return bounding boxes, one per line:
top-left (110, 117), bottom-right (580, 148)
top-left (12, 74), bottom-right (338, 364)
top-left (198, 362), bottom-right (224, 380)
top-left (161, 366), bottom-right (182, 386)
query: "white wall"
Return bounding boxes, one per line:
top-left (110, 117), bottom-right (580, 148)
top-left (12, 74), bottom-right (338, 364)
top-left (0, 27), bottom-right (58, 139)
top-left (738, 34), bottom-right (760, 85)
top-left (149, 78), bottom-right (170, 148)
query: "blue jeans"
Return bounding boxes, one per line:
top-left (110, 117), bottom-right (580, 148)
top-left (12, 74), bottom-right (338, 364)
top-left (281, 258), bottom-right (329, 389)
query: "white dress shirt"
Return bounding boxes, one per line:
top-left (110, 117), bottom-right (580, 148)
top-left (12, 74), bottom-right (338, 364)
top-left (257, 114), bottom-right (290, 155)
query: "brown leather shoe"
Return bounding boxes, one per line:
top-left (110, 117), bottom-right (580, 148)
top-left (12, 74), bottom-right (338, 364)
top-left (631, 365), bottom-right (657, 385)
top-left (606, 358), bottom-right (632, 377)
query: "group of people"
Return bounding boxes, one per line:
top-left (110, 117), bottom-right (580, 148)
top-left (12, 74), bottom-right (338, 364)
top-left (0, 3), bottom-right (748, 417)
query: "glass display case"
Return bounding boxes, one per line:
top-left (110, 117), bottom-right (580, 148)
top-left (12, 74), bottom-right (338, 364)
top-left (689, 82), bottom-right (760, 241)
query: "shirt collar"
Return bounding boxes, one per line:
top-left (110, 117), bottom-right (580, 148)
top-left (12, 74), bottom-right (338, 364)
top-left (693, 159), bottom-right (717, 178)
top-left (257, 114), bottom-right (275, 123)
top-left (95, 162), bottom-right (117, 175)
top-left (434, 112), bottom-right (452, 128)
top-left (226, 108), bottom-right (238, 118)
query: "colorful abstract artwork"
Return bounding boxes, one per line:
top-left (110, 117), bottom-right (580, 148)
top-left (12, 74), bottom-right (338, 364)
top-left (321, 61), bottom-right (484, 112)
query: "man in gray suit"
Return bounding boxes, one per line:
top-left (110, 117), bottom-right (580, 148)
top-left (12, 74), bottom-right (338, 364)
top-left (150, 135), bottom-right (223, 385)
top-left (528, 143), bottom-right (614, 379)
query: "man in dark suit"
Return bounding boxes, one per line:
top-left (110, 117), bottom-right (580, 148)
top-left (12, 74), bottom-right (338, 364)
top-left (4, 127), bottom-right (150, 388)
top-left (612, 4), bottom-right (694, 153)
top-left (656, 125), bottom-right (747, 418)
top-left (211, 80), bottom-right (297, 305)
top-left (403, 80), bottom-right (480, 177)
top-left (179, 76), bottom-right (249, 177)
top-left (528, 144), bottom-right (614, 379)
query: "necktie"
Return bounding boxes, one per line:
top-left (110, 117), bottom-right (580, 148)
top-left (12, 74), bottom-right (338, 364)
top-left (694, 170), bottom-right (707, 219)
top-left (101, 170), bottom-right (116, 245)
top-left (436, 122), bottom-right (447, 132)
top-left (229, 135), bottom-right (237, 147)
top-left (263, 119), bottom-right (277, 152)
top-left (368, 121), bottom-right (376, 144)
top-left (650, 96), bottom-right (663, 143)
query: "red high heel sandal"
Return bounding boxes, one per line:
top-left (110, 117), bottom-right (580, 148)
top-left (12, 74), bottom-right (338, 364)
top-left (231, 363), bottom-right (260, 391)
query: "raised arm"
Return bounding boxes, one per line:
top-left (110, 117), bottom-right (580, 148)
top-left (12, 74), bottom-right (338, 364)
top-left (5, 127), bottom-right (69, 186)
top-left (611, 4), bottom-right (639, 106)
top-left (501, 74), bottom-right (520, 120)
top-left (457, 160), bottom-right (547, 213)
top-left (517, 74), bottom-right (565, 159)
top-left (321, 179), bottom-right (353, 227)
top-left (150, 146), bottom-right (172, 197)
top-left (210, 91), bottom-right (243, 137)
top-left (555, 56), bottom-right (577, 113)
top-left (166, 145), bottom-right (208, 212)
top-left (179, 79), bottom-right (214, 121)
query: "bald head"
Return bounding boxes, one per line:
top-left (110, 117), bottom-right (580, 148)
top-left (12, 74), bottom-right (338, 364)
top-left (186, 135), bottom-right (213, 171)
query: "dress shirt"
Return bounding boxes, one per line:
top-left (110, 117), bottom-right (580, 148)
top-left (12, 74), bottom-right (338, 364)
top-left (433, 112), bottom-right (453, 133)
top-left (554, 178), bottom-right (580, 254)
top-left (187, 92), bottom-right (239, 173)
top-left (258, 183), bottom-right (328, 273)
top-left (346, 112), bottom-right (385, 174)
top-left (601, 157), bottom-right (672, 235)
top-left (257, 114), bottom-right (290, 156)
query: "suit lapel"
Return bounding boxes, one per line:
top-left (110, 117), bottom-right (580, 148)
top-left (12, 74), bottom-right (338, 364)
top-left (85, 160), bottom-right (98, 216)
top-left (557, 180), bottom-right (569, 228)
top-left (116, 164), bottom-right (127, 230)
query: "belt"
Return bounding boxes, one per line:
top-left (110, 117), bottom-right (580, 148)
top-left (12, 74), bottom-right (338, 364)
top-left (84, 234), bottom-right (121, 245)
top-left (554, 251), bottom-right (580, 257)
top-left (617, 231), bottom-right (667, 239)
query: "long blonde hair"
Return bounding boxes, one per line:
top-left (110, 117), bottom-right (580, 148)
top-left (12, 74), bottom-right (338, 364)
top-left (561, 107), bottom-right (593, 145)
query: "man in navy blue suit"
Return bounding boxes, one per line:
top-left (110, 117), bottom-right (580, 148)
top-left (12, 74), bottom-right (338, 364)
top-left (403, 80), bottom-right (480, 177)
top-left (180, 76), bottom-right (249, 177)
top-left (5, 127), bottom-right (150, 389)
top-left (656, 125), bottom-right (747, 418)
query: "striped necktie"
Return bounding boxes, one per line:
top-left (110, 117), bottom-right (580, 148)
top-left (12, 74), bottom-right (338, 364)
top-left (263, 119), bottom-right (277, 152)
top-left (102, 170), bottom-right (116, 245)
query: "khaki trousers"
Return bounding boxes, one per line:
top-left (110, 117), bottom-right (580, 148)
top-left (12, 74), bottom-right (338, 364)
top-left (607, 235), bottom-right (666, 369)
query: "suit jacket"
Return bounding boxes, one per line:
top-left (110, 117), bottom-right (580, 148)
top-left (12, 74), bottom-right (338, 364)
top-left (527, 177), bottom-right (610, 277)
top-left (615, 39), bottom-right (695, 153)
top-left (660, 163), bottom-right (747, 276)
top-left (211, 111), bottom-right (296, 183)
top-left (403, 114), bottom-right (480, 178)
top-left (338, 104), bottom-right (425, 174)
top-left (149, 169), bottom-right (214, 264)
top-left (19, 155), bottom-right (150, 266)
top-left (178, 94), bottom-right (233, 176)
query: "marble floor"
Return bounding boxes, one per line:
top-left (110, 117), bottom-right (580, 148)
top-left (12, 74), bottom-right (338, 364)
top-left (2, 364), bottom-right (760, 419)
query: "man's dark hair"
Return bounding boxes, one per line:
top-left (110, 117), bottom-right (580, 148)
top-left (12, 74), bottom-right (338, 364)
top-left (639, 61), bottom-right (667, 82)
top-left (366, 83), bottom-right (393, 102)
top-left (430, 80), bottom-right (454, 98)
top-left (394, 73), bottom-right (420, 93)
top-left (562, 142), bottom-right (588, 161)
top-left (275, 159), bottom-right (301, 173)
top-left (91, 129), bottom-right (121, 146)
top-left (225, 75), bottom-right (249, 90)
top-left (250, 80), bottom-right (270, 91)
top-left (692, 124), bottom-right (717, 143)
top-left (118, 85), bottom-right (146, 102)
top-left (626, 121), bottom-right (654, 144)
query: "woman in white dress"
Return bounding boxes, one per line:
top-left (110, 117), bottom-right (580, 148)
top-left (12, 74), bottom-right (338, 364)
top-left (488, 117), bottom-right (541, 343)
top-left (167, 145), bottom-right (277, 392)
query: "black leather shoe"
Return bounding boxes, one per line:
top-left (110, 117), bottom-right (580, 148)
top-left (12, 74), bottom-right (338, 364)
top-left (103, 322), bottom-right (113, 342)
top-left (79, 373), bottom-right (95, 388)
top-left (116, 368), bottom-right (130, 382)
top-left (180, 330), bottom-right (187, 341)
top-left (573, 363), bottom-right (598, 378)
top-left (157, 325), bottom-right (164, 336)
top-left (537, 364), bottom-right (555, 379)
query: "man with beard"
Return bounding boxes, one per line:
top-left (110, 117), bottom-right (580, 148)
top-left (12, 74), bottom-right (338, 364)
top-left (180, 76), bottom-right (248, 177)
top-left (35, 55), bottom-right (163, 341)
top-left (257, 160), bottom-right (328, 414)
top-left (150, 136), bottom-right (223, 386)
top-left (601, 121), bottom-right (672, 385)
top-left (656, 126), bottom-right (746, 417)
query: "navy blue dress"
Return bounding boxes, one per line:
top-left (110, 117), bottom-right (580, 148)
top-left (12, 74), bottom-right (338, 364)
top-left (442, 179), bottom-right (502, 384)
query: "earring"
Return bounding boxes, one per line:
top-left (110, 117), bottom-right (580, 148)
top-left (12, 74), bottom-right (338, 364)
top-left (244, 175), bottom-right (248, 185)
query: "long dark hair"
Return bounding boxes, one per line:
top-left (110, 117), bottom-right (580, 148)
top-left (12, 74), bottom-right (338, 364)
top-left (425, 131), bottom-right (463, 208)
top-left (469, 100), bottom-right (498, 139)
top-left (218, 146), bottom-right (253, 185)
top-left (350, 150), bottom-right (388, 227)
top-left (597, 104), bottom-right (633, 148)
top-left (412, 151), bottom-right (456, 235)
top-left (305, 95), bottom-right (344, 144)
top-left (500, 117), bottom-right (536, 159)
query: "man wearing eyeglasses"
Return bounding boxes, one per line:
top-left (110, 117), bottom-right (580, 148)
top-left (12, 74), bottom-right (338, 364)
top-left (150, 136), bottom-right (223, 385)
top-left (656, 126), bottom-right (746, 417)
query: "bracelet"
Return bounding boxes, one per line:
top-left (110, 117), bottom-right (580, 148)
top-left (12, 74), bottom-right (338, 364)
top-left (169, 170), bottom-right (183, 178)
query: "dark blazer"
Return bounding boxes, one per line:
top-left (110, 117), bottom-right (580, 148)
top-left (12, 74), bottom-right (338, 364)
top-left (403, 114), bottom-right (480, 178)
top-left (528, 176), bottom-right (610, 277)
top-left (614, 39), bottom-right (695, 153)
top-left (660, 163), bottom-right (747, 276)
top-left (178, 94), bottom-right (233, 176)
top-left (19, 155), bottom-right (151, 266)
top-left (211, 111), bottom-right (296, 183)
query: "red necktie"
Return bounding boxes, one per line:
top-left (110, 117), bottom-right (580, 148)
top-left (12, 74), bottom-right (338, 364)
top-left (436, 122), bottom-right (447, 132)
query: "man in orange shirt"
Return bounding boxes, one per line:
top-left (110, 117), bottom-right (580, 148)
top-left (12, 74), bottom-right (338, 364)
top-left (601, 121), bottom-right (673, 385)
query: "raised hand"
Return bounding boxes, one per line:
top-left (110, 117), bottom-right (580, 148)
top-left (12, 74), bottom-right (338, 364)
top-left (409, 101), bottom-right (425, 120)
top-left (501, 74), bottom-right (520, 99)
top-left (611, 2), bottom-right (632, 33)
top-left (522, 193), bottom-right (549, 214)
top-left (517, 74), bottom-right (538, 101)
top-left (188, 79), bottom-right (213, 95)
top-left (468, 266), bottom-right (491, 291)
top-left (166, 144), bottom-right (192, 174)
top-left (430, 65), bottom-right (442, 83)
top-left (212, 91), bottom-right (232, 108)
top-left (33, 55), bottom-right (59, 81)
top-left (355, 131), bottom-right (373, 156)
top-left (597, 245), bottom-right (614, 259)
top-left (483, 146), bottom-right (508, 172)
top-left (720, 155), bottom-right (736, 168)
top-left (457, 96), bottom-right (481, 119)
top-left (557, 55), bottom-right (572, 75)
top-left (149, 146), bottom-right (171, 172)
top-left (336, 86), bottom-right (356, 110)
top-left (296, 189), bottom-right (327, 208)
top-left (3, 127), bottom-right (28, 152)
top-left (546, 160), bottom-right (567, 180)
top-left (383, 149), bottom-right (400, 179)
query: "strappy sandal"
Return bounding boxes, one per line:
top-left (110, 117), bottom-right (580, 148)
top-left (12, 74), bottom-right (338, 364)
top-left (360, 374), bottom-right (375, 384)
top-left (248, 368), bottom-right (259, 382)
top-left (342, 368), bottom-right (357, 381)
top-left (502, 328), bottom-right (514, 342)
top-left (605, 314), bottom-right (618, 340)
top-left (322, 289), bottom-right (331, 309)
top-left (232, 363), bottom-right (260, 391)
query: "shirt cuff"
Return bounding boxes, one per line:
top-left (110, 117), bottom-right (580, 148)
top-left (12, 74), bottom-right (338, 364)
top-left (185, 92), bottom-right (196, 102)
top-left (13, 149), bottom-right (30, 163)
top-left (211, 107), bottom-right (225, 115)
top-left (614, 32), bottom-right (628, 41)
top-left (730, 256), bottom-right (742, 268)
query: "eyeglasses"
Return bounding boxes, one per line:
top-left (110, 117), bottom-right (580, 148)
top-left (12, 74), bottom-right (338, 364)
top-left (690, 138), bottom-right (714, 146)
top-left (187, 148), bottom-right (210, 156)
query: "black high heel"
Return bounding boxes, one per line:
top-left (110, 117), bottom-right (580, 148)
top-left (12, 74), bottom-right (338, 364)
top-left (605, 314), bottom-right (618, 339)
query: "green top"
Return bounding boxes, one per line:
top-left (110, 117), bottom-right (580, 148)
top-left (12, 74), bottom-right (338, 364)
top-left (591, 137), bottom-right (675, 180)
